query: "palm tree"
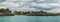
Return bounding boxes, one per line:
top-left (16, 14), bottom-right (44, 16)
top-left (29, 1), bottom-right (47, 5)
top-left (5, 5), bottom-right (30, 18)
top-left (14, 11), bottom-right (22, 15)
top-left (6, 8), bottom-right (9, 11)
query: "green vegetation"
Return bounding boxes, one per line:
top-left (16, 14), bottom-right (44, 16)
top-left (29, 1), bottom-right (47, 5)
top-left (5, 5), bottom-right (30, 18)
top-left (0, 8), bottom-right (60, 16)
top-left (0, 8), bottom-right (14, 16)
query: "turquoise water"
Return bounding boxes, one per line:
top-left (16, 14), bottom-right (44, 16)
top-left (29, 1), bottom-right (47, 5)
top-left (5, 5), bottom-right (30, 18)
top-left (0, 16), bottom-right (60, 22)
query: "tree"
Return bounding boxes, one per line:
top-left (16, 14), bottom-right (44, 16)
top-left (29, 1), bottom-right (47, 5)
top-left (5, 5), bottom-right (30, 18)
top-left (40, 10), bottom-right (43, 12)
top-left (14, 11), bottom-right (22, 15)
top-left (6, 8), bottom-right (9, 11)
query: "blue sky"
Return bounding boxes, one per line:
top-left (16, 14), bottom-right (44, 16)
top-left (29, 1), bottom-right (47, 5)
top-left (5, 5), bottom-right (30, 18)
top-left (0, 0), bottom-right (60, 13)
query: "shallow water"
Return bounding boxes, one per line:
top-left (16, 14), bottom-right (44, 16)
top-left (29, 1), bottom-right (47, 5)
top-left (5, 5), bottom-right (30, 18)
top-left (0, 16), bottom-right (60, 22)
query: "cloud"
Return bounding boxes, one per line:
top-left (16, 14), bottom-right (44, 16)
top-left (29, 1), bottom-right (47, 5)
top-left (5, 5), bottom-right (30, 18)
top-left (10, 6), bottom-right (38, 12)
top-left (0, 0), bottom-right (6, 2)
top-left (46, 0), bottom-right (58, 3)
top-left (38, 3), bottom-right (48, 8)
top-left (47, 8), bottom-right (60, 13)
top-left (36, 0), bottom-right (45, 2)
top-left (0, 6), bottom-right (6, 9)
top-left (48, 3), bottom-right (60, 7)
top-left (0, 0), bottom-right (60, 13)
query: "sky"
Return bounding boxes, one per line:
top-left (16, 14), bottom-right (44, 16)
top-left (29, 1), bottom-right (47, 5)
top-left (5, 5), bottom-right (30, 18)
top-left (0, 0), bottom-right (60, 13)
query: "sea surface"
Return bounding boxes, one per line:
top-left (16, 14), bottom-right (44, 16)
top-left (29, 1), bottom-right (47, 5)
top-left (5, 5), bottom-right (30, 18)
top-left (0, 16), bottom-right (60, 22)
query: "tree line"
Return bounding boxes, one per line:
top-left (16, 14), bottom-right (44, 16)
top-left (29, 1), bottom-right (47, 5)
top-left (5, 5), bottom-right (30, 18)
top-left (0, 8), bottom-right (60, 16)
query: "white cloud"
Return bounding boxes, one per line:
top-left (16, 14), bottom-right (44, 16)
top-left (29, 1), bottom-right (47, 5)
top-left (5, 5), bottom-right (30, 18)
top-left (36, 0), bottom-right (46, 3)
top-left (10, 6), bottom-right (37, 12)
top-left (0, 0), bottom-right (60, 13)
top-left (47, 8), bottom-right (60, 13)
top-left (0, 6), bottom-right (6, 9)
top-left (7, 3), bottom-right (19, 7)
top-left (20, 0), bottom-right (33, 2)
top-left (38, 3), bottom-right (48, 8)
top-left (46, 0), bottom-right (58, 3)
top-left (58, 0), bottom-right (60, 3)
top-left (48, 3), bottom-right (60, 7)
top-left (31, 2), bottom-right (37, 6)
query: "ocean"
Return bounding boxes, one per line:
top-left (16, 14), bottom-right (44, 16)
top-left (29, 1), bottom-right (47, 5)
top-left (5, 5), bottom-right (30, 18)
top-left (0, 16), bottom-right (60, 22)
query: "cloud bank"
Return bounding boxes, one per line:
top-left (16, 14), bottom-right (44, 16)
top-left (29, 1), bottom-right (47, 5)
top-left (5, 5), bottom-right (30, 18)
top-left (0, 0), bottom-right (60, 13)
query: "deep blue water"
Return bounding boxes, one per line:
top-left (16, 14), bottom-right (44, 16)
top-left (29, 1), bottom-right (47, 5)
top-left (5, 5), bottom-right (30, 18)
top-left (0, 16), bottom-right (60, 22)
